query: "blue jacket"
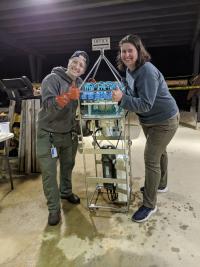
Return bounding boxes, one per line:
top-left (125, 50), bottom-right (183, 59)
top-left (120, 62), bottom-right (179, 124)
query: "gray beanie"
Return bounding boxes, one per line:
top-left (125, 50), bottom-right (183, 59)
top-left (70, 50), bottom-right (89, 68)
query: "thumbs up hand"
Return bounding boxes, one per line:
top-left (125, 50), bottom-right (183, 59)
top-left (66, 82), bottom-right (80, 100)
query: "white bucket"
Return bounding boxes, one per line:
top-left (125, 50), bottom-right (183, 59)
top-left (0, 122), bottom-right (10, 134)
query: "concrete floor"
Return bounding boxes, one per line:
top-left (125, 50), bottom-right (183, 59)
top-left (0, 118), bottom-right (200, 267)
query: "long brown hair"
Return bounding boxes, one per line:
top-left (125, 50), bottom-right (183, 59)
top-left (117, 34), bottom-right (151, 71)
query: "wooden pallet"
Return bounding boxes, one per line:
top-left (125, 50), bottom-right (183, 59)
top-left (18, 99), bottom-right (41, 173)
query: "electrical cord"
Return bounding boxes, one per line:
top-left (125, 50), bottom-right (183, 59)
top-left (93, 127), bottom-right (102, 148)
top-left (106, 188), bottom-right (118, 202)
top-left (92, 113), bottom-right (129, 202)
top-left (93, 126), bottom-right (120, 202)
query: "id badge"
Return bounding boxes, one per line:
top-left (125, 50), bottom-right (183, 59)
top-left (51, 146), bottom-right (58, 158)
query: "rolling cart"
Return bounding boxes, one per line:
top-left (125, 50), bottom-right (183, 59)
top-left (78, 49), bottom-right (133, 212)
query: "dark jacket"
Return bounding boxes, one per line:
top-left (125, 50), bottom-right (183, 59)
top-left (37, 67), bottom-right (82, 133)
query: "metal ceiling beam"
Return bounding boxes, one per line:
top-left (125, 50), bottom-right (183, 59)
top-left (0, 0), bottom-right (145, 20)
top-left (35, 35), bottom-right (191, 53)
top-left (8, 12), bottom-right (195, 34)
top-left (0, 0), bottom-right (198, 57)
top-left (0, 0), bottom-right (198, 21)
top-left (15, 21), bottom-right (194, 40)
top-left (29, 32), bottom-right (192, 50)
top-left (21, 22), bottom-right (193, 44)
top-left (0, 38), bottom-right (190, 57)
top-left (0, 0), bottom-right (72, 10)
top-left (0, 0), bottom-right (148, 11)
top-left (6, 39), bottom-right (192, 55)
top-left (1, 4), bottom-right (196, 29)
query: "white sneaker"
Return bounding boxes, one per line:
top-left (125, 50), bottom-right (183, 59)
top-left (157, 186), bottom-right (168, 193)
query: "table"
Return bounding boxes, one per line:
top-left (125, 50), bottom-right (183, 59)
top-left (0, 132), bottom-right (14, 190)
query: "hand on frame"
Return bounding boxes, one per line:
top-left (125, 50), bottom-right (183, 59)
top-left (112, 87), bottom-right (123, 102)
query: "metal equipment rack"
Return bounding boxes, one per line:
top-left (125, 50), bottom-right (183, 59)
top-left (78, 49), bottom-right (133, 212)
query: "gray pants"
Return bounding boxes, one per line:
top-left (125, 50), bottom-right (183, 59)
top-left (141, 114), bottom-right (179, 208)
top-left (36, 129), bottom-right (78, 212)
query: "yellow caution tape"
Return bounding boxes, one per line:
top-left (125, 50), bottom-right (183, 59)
top-left (169, 86), bottom-right (200, 90)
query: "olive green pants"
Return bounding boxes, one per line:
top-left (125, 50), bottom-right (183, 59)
top-left (141, 114), bottom-right (179, 208)
top-left (37, 129), bottom-right (78, 212)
